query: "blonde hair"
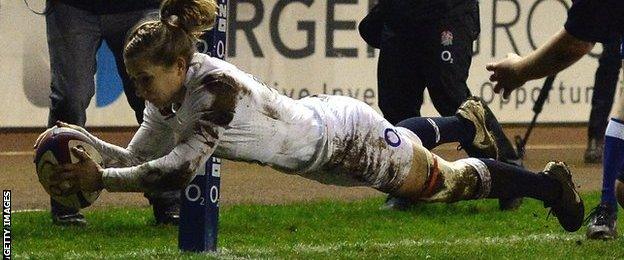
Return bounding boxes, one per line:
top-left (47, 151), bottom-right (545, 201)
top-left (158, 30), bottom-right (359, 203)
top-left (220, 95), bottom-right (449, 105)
top-left (124, 0), bottom-right (218, 67)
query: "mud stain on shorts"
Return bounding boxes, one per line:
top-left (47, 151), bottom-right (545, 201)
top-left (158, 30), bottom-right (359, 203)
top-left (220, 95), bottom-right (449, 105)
top-left (326, 130), bottom-right (403, 192)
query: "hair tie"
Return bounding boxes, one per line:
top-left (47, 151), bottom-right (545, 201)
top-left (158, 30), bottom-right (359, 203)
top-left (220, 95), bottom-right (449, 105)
top-left (161, 13), bottom-right (180, 27)
top-left (167, 15), bottom-right (179, 26)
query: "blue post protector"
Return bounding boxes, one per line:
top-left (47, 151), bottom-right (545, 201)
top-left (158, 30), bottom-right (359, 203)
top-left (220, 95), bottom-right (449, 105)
top-left (179, 0), bottom-right (227, 252)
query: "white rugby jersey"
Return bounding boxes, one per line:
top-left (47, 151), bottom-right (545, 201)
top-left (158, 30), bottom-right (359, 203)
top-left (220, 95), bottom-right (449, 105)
top-left (91, 53), bottom-right (328, 192)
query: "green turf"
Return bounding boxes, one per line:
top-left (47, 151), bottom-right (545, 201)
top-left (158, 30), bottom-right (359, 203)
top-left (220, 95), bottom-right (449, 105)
top-left (11, 192), bottom-right (624, 259)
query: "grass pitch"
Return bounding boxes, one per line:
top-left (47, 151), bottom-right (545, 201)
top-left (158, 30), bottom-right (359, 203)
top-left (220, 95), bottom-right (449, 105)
top-left (12, 192), bottom-right (624, 259)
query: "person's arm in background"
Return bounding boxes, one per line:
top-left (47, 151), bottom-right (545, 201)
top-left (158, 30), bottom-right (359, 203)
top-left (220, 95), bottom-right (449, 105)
top-left (487, 0), bottom-right (622, 99)
top-left (486, 29), bottom-right (594, 99)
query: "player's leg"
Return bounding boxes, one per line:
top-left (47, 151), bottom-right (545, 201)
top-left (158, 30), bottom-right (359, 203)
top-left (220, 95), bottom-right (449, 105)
top-left (447, 97), bottom-right (526, 211)
top-left (325, 97), bottom-right (583, 231)
top-left (585, 41), bottom-right (621, 163)
top-left (390, 143), bottom-right (584, 232)
top-left (46, 1), bottom-right (102, 226)
top-left (393, 9), bottom-right (520, 210)
top-left (396, 117), bottom-right (472, 149)
top-left (586, 86), bottom-right (624, 239)
top-left (395, 97), bottom-right (497, 159)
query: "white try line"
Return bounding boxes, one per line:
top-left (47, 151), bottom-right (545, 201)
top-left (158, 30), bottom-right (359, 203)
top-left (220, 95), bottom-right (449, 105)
top-left (224, 233), bottom-right (585, 256)
top-left (1, 151), bottom-right (34, 156)
top-left (12, 209), bottom-right (45, 213)
top-left (13, 233), bottom-right (584, 259)
top-left (0, 144), bottom-right (587, 157)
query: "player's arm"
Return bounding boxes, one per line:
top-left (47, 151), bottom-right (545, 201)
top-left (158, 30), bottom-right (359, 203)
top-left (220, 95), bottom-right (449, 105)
top-left (486, 29), bottom-right (594, 99)
top-left (100, 112), bottom-right (223, 193)
top-left (59, 73), bottom-right (238, 194)
top-left (114, 104), bottom-right (175, 166)
top-left (53, 103), bottom-right (175, 168)
top-left (40, 121), bottom-right (144, 167)
top-left (64, 116), bottom-right (221, 194)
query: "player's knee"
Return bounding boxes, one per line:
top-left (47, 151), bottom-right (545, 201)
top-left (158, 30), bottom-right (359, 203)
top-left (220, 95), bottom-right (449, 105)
top-left (390, 140), bottom-right (490, 203)
top-left (420, 163), bottom-right (478, 203)
top-left (419, 158), bottom-right (490, 203)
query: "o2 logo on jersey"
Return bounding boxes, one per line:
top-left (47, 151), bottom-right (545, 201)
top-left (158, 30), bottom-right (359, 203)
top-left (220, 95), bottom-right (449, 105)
top-left (95, 42), bottom-right (124, 108)
top-left (384, 128), bottom-right (401, 147)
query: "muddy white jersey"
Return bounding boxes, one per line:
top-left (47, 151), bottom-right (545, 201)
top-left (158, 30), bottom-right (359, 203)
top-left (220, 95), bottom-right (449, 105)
top-left (98, 53), bottom-right (326, 192)
top-left (94, 53), bottom-right (419, 194)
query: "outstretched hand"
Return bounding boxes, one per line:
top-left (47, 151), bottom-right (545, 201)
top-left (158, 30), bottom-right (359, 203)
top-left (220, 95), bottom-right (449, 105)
top-left (49, 146), bottom-right (104, 196)
top-left (33, 121), bottom-right (89, 150)
top-left (486, 53), bottom-right (527, 100)
top-left (55, 121), bottom-right (89, 134)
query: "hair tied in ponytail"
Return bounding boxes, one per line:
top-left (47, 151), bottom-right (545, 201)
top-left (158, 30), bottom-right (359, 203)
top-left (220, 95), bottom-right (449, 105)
top-left (125, 0), bottom-right (218, 67)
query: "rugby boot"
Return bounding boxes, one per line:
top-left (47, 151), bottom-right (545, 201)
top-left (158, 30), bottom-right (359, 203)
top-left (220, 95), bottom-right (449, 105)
top-left (380, 195), bottom-right (411, 211)
top-left (152, 197), bottom-right (180, 225)
top-left (586, 203), bottom-right (617, 240)
top-left (462, 97), bottom-right (523, 211)
top-left (455, 97), bottom-right (499, 160)
top-left (542, 161), bottom-right (584, 232)
top-left (52, 212), bottom-right (87, 226)
top-left (584, 138), bottom-right (603, 164)
top-left (51, 198), bottom-right (87, 226)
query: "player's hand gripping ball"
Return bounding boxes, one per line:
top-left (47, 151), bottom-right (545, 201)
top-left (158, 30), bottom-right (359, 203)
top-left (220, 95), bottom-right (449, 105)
top-left (34, 126), bottom-right (103, 209)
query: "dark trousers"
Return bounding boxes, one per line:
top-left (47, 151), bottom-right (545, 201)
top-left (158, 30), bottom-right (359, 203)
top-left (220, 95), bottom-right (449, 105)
top-left (588, 41), bottom-right (622, 140)
top-left (377, 11), bottom-right (519, 161)
top-left (45, 2), bottom-right (178, 215)
top-left (46, 2), bottom-right (154, 127)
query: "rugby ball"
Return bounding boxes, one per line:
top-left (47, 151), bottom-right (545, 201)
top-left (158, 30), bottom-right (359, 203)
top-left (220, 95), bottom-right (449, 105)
top-left (34, 127), bottom-right (103, 209)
